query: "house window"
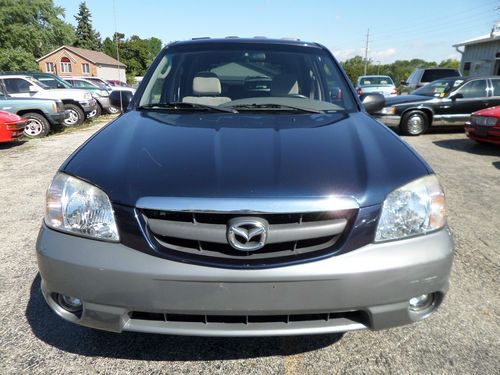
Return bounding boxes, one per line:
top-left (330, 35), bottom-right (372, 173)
top-left (82, 63), bottom-right (90, 74)
top-left (46, 62), bottom-right (55, 73)
top-left (60, 57), bottom-right (72, 73)
top-left (463, 62), bottom-right (471, 76)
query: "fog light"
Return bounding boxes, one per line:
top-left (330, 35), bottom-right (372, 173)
top-left (57, 294), bottom-right (83, 313)
top-left (409, 294), bottom-right (434, 312)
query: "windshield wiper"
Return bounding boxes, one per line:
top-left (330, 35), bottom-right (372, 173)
top-left (137, 102), bottom-right (237, 113)
top-left (225, 103), bottom-right (325, 114)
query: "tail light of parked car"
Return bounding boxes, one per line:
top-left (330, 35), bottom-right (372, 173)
top-left (390, 88), bottom-right (397, 95)
top-left (4, 118), bottom-right (27, 130)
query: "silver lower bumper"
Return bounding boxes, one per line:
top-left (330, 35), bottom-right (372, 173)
top-left (374, 115), bottom-right (401, 126)
top-left (36, 224), bottom-right (453, 336)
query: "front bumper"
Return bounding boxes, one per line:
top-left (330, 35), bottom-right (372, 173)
top-left (47, 111), bottom-right (70, 125)
top-left (36, 224), bottom-right (453, 336)
top-left (465, 125), bottom-right (500, 145)
top-left (95, 96), bottom-right (112, 110)
top-left (373, 115), bottom-right (401, 126)
top-left (79, 99), bottom-right (97, 114)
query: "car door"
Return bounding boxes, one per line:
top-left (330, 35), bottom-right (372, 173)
top-left (1, 77), bottom-right (35, 98)
top-left (447, 79), bottom-right (490, 124)
top-left (488, 78), bottom-right (500, 107)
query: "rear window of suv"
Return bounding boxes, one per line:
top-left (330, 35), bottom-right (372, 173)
top-left (421, 69), bottom-right (460, 83)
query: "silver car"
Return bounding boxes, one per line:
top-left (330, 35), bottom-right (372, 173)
top-left (356, 75), bottom-right (397, 97)
top-left (36, 38), bottom-right (453, 337)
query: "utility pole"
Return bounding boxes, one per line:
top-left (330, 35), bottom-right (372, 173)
top-left (363, 28), bottom-right (370, 76)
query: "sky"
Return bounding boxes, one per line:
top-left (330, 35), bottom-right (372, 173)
top-left (54, 0), bottom-right (499, 64)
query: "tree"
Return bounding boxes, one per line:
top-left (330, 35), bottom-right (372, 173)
top-left (73, 1), bottom-right (101, 50)
top-left (0, 0), bottom-right (74, 70)
top-left (102, 33), bottom-right (163, 82)
top-left (146, 37), bottom-right (162, 64)
top-left (0, 48), bottom-right (39, 71)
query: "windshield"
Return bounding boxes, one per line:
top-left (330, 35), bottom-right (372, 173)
top-left (359, 76), bottom-right (394, 86)
top-left (412, 78), bottom-right (463, 97)
top-left (27, 78), bottom-right (51, 90)
top-left (139, 44), bottom-right (356, 113)
top-left (37, 76), bottom-right (73, 89)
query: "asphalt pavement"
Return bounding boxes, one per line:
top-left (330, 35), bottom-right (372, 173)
top-left (0, 122), bottom-right (498, 374)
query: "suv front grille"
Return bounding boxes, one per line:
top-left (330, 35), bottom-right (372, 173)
top-left (141, 208), bottom-right (356, 268)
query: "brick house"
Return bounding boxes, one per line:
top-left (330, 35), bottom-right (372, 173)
top-left (36, 45), bottom-right (126, 81)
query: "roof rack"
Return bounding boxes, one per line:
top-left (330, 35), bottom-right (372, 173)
top-left (191, 37), bottom-right (211, 40)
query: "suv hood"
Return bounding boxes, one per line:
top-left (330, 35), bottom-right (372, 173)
top-left (62, 111), bottom-right (430, 208)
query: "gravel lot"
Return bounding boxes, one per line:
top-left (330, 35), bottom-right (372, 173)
top-left (0, 121), bottom-right (499, 375)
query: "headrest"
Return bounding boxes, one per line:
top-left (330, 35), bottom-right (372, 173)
top-left (193, 72), bottom-right (221, 96)
top-left (271, 74), bottom-right (299, 96)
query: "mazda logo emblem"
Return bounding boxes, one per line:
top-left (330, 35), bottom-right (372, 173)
top-left (227, 218), bottom-right (269, 251)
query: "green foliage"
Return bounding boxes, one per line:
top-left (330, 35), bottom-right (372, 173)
top-left (74, 1), bottom-right (101, 50)
top-left (0, 48), bottom-right (39, 71)
top-left (0, 0), bottom-right (74, 68)
top-left (341, 56), bottom-right (461, 87)
top-left (103, 33), bottom-right (163, 82)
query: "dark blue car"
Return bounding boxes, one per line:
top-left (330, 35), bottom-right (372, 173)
top-left (36, 38), bottom-right (453, 337)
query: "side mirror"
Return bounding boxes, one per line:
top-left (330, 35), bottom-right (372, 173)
top-left (109, 90), bottom-right (133, 112)
top-left (28, 85), bottom-right (39, 93)
top-left (449, 93), bottom-right (463, 100)
top-left (360, 93), bottom-right (386, 114)
top-left (400, 80), bottom-right (408, 86)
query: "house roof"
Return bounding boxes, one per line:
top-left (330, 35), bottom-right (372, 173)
top-left (36, 45), bottom-right (126, 67)
top-left (453, 33), bottom-right (500, 47)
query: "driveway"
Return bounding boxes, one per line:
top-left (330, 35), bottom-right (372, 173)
top-left (0, 123), bottom-right (498, 374)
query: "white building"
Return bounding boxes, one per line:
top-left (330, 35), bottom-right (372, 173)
top-left (453, 24), bottom-right (500, 76)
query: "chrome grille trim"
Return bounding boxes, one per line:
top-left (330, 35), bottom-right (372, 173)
top-left (136, 196), bottom-right (359, 213)
top-left (147, 218), bottom-right (347, 244)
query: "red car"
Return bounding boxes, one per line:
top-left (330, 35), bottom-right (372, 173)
top-left (0, 111), bottom-right (27, 142)
top-left (465, 107), bottom-right (500, 145)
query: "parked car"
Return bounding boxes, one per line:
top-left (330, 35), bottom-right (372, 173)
top-left (0, 110), bottom-right (27, 142)
top-left (79, 76), bottom-right (136, 94)
top-left (375, 76), bottom-right (500, 135)
top-left (356, 75), bottom-right (397, 97)
top-left (399, 68), bottom-right (461, 95)
top-left (465, 106), bottom-right (500, 145)
top-left (0, 84), bottom-right (68, 138)
top-left (64, 78), bottom-right (118, 115)
top-left (0, 75), bottom-right (96, 126)
top-left (107, 79), bottom-right (131, 88)
top-left (37, 38), bottom-right (452, 337)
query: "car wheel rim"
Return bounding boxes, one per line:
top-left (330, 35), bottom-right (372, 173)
top-left (64, 109), bottom-right (79, 126)
top-left (23, 119), bottom-right (43, 136)
top-left (108, 106), bottom-right (119, 114)
top-left (407, 115), bottom-right (424, 134)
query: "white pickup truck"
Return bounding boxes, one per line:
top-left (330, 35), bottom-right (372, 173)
top-left (0, 75), bottom-right (96, 126)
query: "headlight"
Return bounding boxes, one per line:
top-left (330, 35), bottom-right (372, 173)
top-left (83, 92), bottom-right (92, 100)
top-left (380, 106), bottom-right (396, 115)
top-left (375, 175), bottom-right (446, 242)
top-left (471, 115), bottom-right (497, 126)
top-left (92, 90), bottom-right (109, 98)
top-left (45, 173), bottom-right (119, 241)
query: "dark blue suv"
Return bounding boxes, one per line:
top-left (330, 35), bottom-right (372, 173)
top-left (36, 38), bottom-right (453, 337)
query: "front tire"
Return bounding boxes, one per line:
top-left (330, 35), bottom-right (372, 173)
top-left (21, 113), bottom-right (50, 138)
top-left (94, 102), bottom-right (102, 117)
top-left (400, 110), bottom-right (429, 136)
top-left (63, 104), bottom-right (84, 127)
